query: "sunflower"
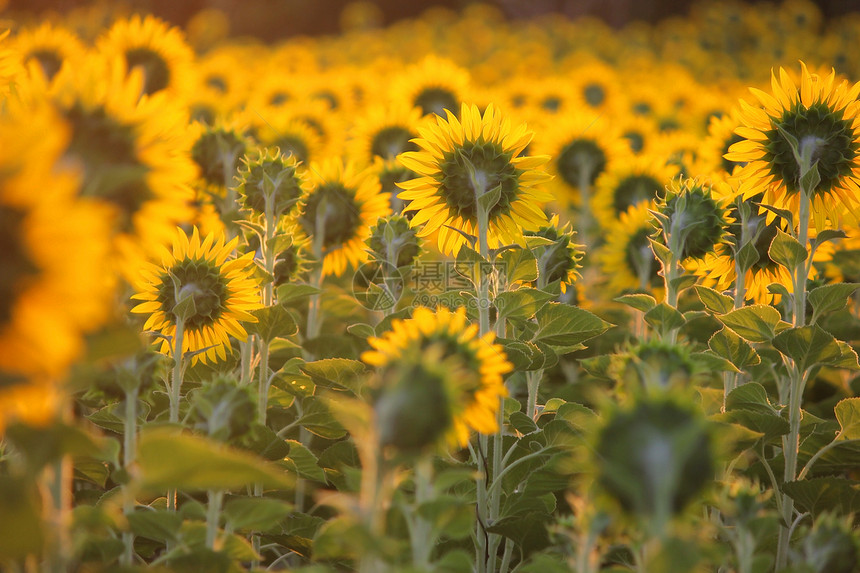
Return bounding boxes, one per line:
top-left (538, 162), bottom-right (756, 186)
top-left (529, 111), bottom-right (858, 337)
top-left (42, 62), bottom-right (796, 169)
top-left (591, 152), bottom-right (680, 232)
top-left (31, 54), bottom-right (197, 278)
top-left (390, 55), bottom-right (472, 118)
top-left (96, 13), bottom-right (196, 98)
top-left (699, 107), bottom-right (747, 178)
top-left (726, 62), bottom-right (860, 230)
top-left (687, 192), bottom-right (804, 305)
top-left (10, 22), bottom-right (86, 82)
top-left (598, 201), bottom-right (663, 298)
top-left (563, 56), bottom-right (623, 114)
top-left (130, 227), bottom-right (261, 364)
top-left (523, 215), bottom-right (584, 293)
top-left (297, 158), bottom-right (390, 277)
top-left (251, 112), bottom-right (323, 166)
top-left (397, 102), bottom-right (552, 255)
top-left (362, 305), bottom-right (512, 448)
top-left (346, 102), bottom-right (424, 164)
top-left (0, 105), bottom-right (113, 430)
top-left (534, 110), bottom-right (629, 209)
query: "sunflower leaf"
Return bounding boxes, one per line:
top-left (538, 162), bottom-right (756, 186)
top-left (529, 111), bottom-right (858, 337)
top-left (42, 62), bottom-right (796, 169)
top-left (835, 398), bottom-right (860, 440)
top-left (614, 293), bottom-right (657, 313)
top-left (694, 286), bottom-right (735, 315)
top-left (735, 241), bottom-right (761, 273)
top-left (496, 288), bottom-right (555, 322)
top-left (136, 428), bottom-right (294, 491)
top-left (716, 305), bottom-right (783, 343)
top-left (532, 302), bottom-right (612, 346)
top-left (247, 304), bottom-right (298, 342)
top-left (808, 283), bottom-right (860, 324)
top-left (768, 229), bottom-right (807, 271)
top-left (708, 327), bottom-right (760, 369)
top-left (643, 303), bottom-right (686, 337)
top-left (276, 283), bottom-right (322, 305)
top-left (772, 325), bottom-right (843, 373)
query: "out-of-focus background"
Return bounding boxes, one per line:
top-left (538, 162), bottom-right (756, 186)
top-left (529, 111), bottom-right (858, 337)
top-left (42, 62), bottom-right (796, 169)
top-left (5, 0), bottom-right (858, 41)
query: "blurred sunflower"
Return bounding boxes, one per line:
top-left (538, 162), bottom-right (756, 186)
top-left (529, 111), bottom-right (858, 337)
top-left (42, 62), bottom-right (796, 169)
top-left (397, 102), bottom-right (552, 255)
top-left (362, 305), bottom-right (512, 449)
top-left (535, 111), bottom-right (629, 209)
top-left (726, 62), bottom-right (860, 229)
top-left (564, 57), bottom-right (623, 113)
top-left (38, 54), bottom-right (197, 276)
top-left (591, 153), bottom-right (680, 232)
top-left (0, 105), bottom-right (113, 430)
top-left (10, 21), bottom-right (86, 82)
top-left (96, 13), bottom-right (195, 97)
top-left (297, 158), bottom-right (390, 277)
top-left (130, 227), bottom-right (261, 364)
top-left (699, 108), bottom-right (746, 178)
top-left (598, 201), bottom-right (663, 297)
top-left (390, 55), bottom-right (472, 118)
top-left (347, 102), bottom-right (424, 163)
top-left (251, 112), bottom-right (322, 166)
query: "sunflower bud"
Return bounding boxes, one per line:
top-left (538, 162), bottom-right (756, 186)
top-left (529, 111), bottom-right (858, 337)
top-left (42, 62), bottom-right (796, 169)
top-left (524, 215), bottom-right (584, 293)
top-left (366, 214), bottom-right (422, 270)
top-left (234, 147), bottom-right (306, 218)
top-left (795, 513), bottom-right (860, 573)
top-left (191, 122), bottom-right (249, 191)
top-left (655, 178), bottom-right (729, 262)
top-left (189, 376), bottom-right (256, 442)
top-left (620, 340), bottom-right (698, 392)
top-left (594, 396), bottom-right (715, 533)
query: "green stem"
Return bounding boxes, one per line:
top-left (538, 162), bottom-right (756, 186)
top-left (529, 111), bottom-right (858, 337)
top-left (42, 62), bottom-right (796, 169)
top-left (411, 457), bottom-right (434, 569)
top-left (526, 370), bottom-right (542, 421)
top-left (122, 386), bottom-right (139, 566)
top-left (776, 187), bottom-right (811, 571)
top-left (206, 489), bottom-right (224, 549)
top-left (168, 318), bottom-right (185, 513)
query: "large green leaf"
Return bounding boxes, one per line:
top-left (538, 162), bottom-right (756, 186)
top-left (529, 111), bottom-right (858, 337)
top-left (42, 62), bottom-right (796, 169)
top-left (136, 428), bottom-right (293, 492)
top-left (768, 228), bottom-right (807, 271)
top-left (222, 496), bottom-right (293, 532)
top-left (614, 293), bottom-right (657, 313)
top-left (693, 286), bottom-right (735, 315)
top-left (296, 396), bottom-right (348, 440)
top-left (808, 283), bottom-right (860, 324)
top-left (532, 302), bottom-right (611, 346)
top-left (772, 325), bottom-right (843, 372)
top-left (712, 410), bottom-right (789, 444)
top-left (126, 508), bottom-right (182, 542)
top-left (717, 305), bottom-right (785, 343)
top-left (300, 358), bottom-right (367, 395)
top-left (284, 439), bottom-right (328, 483)
top-left (0, 476), bottom-right (43, 559)
top-left (246, 304), bottom-right (298, 342)
top-left (495, 288), bottom-right (555, 322)
top-left (498, 246), bottom-right (538, 284)
top-left (782, 477), bottom-right (860, 517)
top-left (835, 398), bottom-right (860, 440)
top-left (708, 327), bottom-right (760, 369)
top-left (643, 302), bottom-right (686, 337)
top-left (725, 382), bottom-right (777, 414)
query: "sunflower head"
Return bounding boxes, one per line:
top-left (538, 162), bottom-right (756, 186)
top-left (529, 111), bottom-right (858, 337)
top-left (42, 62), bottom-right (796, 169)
top-left (727, 62), bottom-right (860, 229)
top-left (599, 202), bottom-right (663, 297)
top-left (191, 120), bottom-right (251, 191)
top-left (234, 147), bottom-right (306, 219)
top-left (298, 158), bottom-right (390, 277)
top-left (362, 306), bottom-right (511, 448)
top-left (365, 214), bottom-right (423, 270)
top-left (593, 395), bottom-right (716, 532)
top-left (524, 215), bottom-right (584, 293)
top-left (130, 227), bottom-right (262, 364)
top-left (653, 177), bottom-right (731, 262)
top-left (397, 103), bottom-right (552, 255)
top-left (273, 224), bottom-right (313, 287)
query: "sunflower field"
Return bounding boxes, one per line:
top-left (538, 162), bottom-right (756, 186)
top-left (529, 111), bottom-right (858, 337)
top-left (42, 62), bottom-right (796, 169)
top-left (2, 0), bottom-right (860, 571)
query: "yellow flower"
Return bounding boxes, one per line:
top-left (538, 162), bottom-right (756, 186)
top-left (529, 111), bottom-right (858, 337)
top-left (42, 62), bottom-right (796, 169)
top-left (10, 21), bottom-right (86, 82)
top-left (0, 105), bottom-right (113, 430)
top-left (397, 102), bottom-right (552, 255)
top-left (96, 13), bottom-right (196, 97)
top-left (726, 62), bottom-right (860, 230)
top-left (297, 158), bottom-right (390, 277)
top-left (598, 202), bottom-right (663, 298)
top-left (390, 55), bottom-right (473, 118)
top-left (362, 306), bottom-right (511, 448)
top-left (130, 227), bottom-right (261, 364)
